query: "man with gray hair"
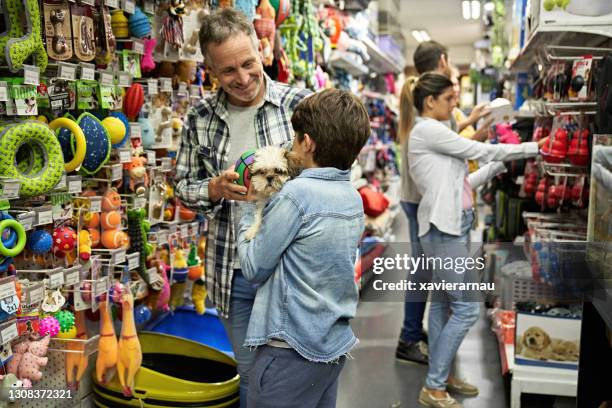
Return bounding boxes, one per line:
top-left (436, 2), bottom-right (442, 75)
top-left (174, 8), bottom-right (310, 406)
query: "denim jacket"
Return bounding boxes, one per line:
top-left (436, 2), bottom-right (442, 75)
top-left (237, 167), bottom-right (364, 362)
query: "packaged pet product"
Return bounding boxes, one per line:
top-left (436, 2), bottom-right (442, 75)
top-left (569, 57), bottom-right (593, 101)
top-left (43, 0), bottom-right (73, 61)
top-left (94, 5), bottom-right (116, 65)
top-left (71, 4), bottom-right (96, 61)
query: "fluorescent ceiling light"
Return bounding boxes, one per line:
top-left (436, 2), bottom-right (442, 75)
top-left (412, 30), bottom-right (431, 43)
top-left (471, 0), bottom-right (481, 19)
top-left (462, 0), bottom-right (471, 19)
top-left (484, 1), bottom-right (494, 12)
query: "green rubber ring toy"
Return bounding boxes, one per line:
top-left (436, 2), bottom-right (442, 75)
top-left (0, 219), bottom-right (26, 257)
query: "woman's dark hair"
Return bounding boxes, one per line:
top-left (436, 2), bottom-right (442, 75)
top-left (398, 73), bottom-right (453, 144)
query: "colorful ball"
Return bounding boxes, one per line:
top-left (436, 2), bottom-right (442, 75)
top-left (101, 117), bottom-right (127, 145)
top-left (39, 316), bottom-right (60, 337)
top-left (128, 7), bottom-right (152, 38)
top-left (234, 149), bottom-right (256, 189)
top-left (88, 228), bottom-right (101, 247)
top-left (134, 305), bottom-right (152, 324)
top-left (101, 211), bottom-right (122, 230)
top-left (27, 230), bottom-right (53, 254)
top-left (52, 226), bottom-right (77, 254)
top-left (54, 310), bottom-right (75, 332)
top-left (56, 325), bottom-right (77, 339)
top-left (109, 112), bottom-right (130, 148)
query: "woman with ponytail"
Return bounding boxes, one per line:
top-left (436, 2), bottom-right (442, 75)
top-left (403, 73), bottom-right (548, 408)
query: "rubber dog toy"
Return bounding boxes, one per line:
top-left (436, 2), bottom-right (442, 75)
top-left (5, 0), bottom-right (48, 72)
top-left (49, 117), bottom-right (86, 173)
top-left (123, 156), bottom-right (148, 196)
top-left (96, 301), bottom-right (118, 385)
top-left (141, 38), bottom-right (157, 72)
top-left (127, 208), bottom-right (152, 283)
top-left (52, 226), bottom-right (77, 259)
top-left (0, 219), bottom-right (26, 257)
top-left (101, 117), bottom-right (126, 145)
top-left (191, 281), bottom-right (207, 315)
top-left (169, 248), bottom-right (188, 309)
top-left (54, 310), bottom-right (75, 333)
top-left (65, 310), bottom-right (88, 390)
top-left (78, 230), bottom-right (92, 261)
top-left (117, 290), bottom-right (142, 397)
top-left (39, 316), bottom-right (60, 337)
top-left (27, 229), bottom-right (53, 254)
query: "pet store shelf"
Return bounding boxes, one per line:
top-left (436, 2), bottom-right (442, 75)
top-left (361, 37), bottom-right (402, 74)
top-left (545, 101), bottom-right (598, 111)
top-left (329, 51), bottom-right (369, 77)
top-left (510, 26), bottom-right (612, 72)
top-left (511, 364), bottom-right (578, 407)
top-left (540, 162), bottom-right (589, 177)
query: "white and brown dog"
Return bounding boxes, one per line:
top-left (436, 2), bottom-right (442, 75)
top-left (244, 145), bottom-right (302, 240)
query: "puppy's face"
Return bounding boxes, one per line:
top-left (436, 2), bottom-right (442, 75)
top-left (250, 146), bottom-right (292, 198)
top-left (523, 326), bottom-right (551, 351)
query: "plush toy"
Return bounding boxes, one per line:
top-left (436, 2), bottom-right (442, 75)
top-left (17, 335), bottom-right (51, 382)
top-left (6, 340), bottom-right (30, 375)
top-left (127, 209), bottom-right (152, 284)
top-left (141, 38), bottom-right (157, 73)
top-left (187, 243), bottom-right (203, 281)
top-left (116, 291), bottom-right (142, 397)
top-left (78, 230), bottom-right (92, 261)
top-left (123, 156), bottom-right (149, 196)
top-left (65, 310), bottom-right (88, 390)
top-left (494, 123), bottom-right (520, 144)
top-left (0, 373), bottom-right (27, 402)
top-left (96, 301), bottom-right (118, 384)
top-left (191, 281), bottom-right (207, 315)
top-left (6, 0), bottom-right (48, 72)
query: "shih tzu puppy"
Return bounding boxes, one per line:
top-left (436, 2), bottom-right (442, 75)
top-left (244, 145), bottom-right (302, 240)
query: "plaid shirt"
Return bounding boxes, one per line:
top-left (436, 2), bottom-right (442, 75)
top-left (175, 77), bottom-right (310, 318)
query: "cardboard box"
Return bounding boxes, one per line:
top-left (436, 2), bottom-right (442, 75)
top-left (515, 312), bottom-right (581, 370)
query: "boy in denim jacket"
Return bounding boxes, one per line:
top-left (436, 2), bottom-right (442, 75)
top-left (237, 89), bottom-right (371, 407)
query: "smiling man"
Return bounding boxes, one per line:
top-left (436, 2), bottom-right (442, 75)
top-left (174, 8), bottom-right (310, 406)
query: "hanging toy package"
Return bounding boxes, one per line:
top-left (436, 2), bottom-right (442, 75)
top-left (43, 0), bottom-right (73, 61)
top-left (70, 3), bottom-right (96, 62)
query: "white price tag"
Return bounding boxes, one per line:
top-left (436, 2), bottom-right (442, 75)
top-left (80, 63), bottom-right (95, 81)
top-left (130, 123), bottom-right (141, 139)
top-left (100, 71), bottom-right (115, 87)
top-left (160, 78), bottom-right (173, 93)
top-left (105, 0), bottom-right (118, 7)
top-left (134, 197), bottom-right (147, 209)
top-left (111, 163), bottom-right (123, 181)
top-left (64, 268), bottom-right (80, 286)
top-left (128, 255), bottom-right (140, 270)
top-left (89, 197), bottom-right (102, 213)
top-left (180, 224), bottom-right (189, 237)
top-left (27, 286), bottom-right (44, 305)
top-left (123, 0), bottom-right (135, 13)
top-left (95, 278), bottom-right (108, 297)
top-left (115, 249), bottom-right (126, 264)
top-left (49, 271), bottom-right (65, 288)
top-left (161, 157), bottom-right (172, 171)
top-left (1, 181), bottom-right (20, 199)
top-left (147, 267), bottom-right (163, 285)
top-left (190, 85), bottom-right (200, 98)
top-left (119, 148), bottom-right (132, 163)
top-left (0, 282), bottom-right (16, 300)
top-left (118, 72), bottom-right (132, 88)
top-left (158, 231), bottom-right (168, 245)
top-left (21, 216), bottom-right (33, 231)
top-left (146, 150), bottom-right (156, 164)
top-left (82, 0), bottom-right (95, 5)
top-left (133, 40), bottom-right (145, 55)
top-left (56, 174), bottom-right (67, 189)
top-left (178, 82), bottom-right (188, 95)
top-left (37, 210), bottom-right (53, 226)
top-left (1, 323), bottom-right (18, 345)
top-left (0, 81), bottom-right (8, 101)
top-left (147, 79), bottom-right (158, 95)
top-left (144, 0), bottom-right (155, 14)
top-left (51, 99), bottom-right (64, 109)
top-left (68, 177), bottom-right (82, 194)
top-left (58, 62), bottom-right (77, 81)
top-left (23, 65), bottom-right (40, 86)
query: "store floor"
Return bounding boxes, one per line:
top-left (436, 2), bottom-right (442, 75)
top-left (336, 209), bottom-right (577, 408)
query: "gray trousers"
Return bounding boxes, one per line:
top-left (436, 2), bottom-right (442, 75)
top-left (247, 346), bottom-right (346, 408)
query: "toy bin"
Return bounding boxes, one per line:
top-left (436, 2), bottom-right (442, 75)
top-left (92, 331), bottom-right (239, 408)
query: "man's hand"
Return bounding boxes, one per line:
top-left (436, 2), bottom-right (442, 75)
top-left (468, 103), bottom-right (491, 126)
top-left (208, 166), bottom-right (248, 202)
top-left (472, 117), bottom-right (494, 142)
top-left (244, 179), bottom-right (258, 202)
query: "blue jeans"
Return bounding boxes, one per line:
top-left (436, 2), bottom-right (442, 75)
top-left (399, 201), bottom-right (427, 343)
top-left (420, 210), bottom-right (480, 390)
top-left (219, 269), bottom-right (257, 408)
top-left (248, 346), bottom-right (345, 408)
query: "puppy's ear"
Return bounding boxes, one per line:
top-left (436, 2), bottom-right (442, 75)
top-left (542, 330), bottom-right (551, 348)
top-left (284, 150), bottom-right (303, 179)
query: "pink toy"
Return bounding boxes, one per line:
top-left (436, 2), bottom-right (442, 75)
top-left (110, 282), bottom-right (124, 304)
top-left (17, 335), bottom-right (50, 382)
top-left (80, 281), bottom-right (92, 302)
top-left (141, 38), bottom-right (157, 72)
top-left (39, 316), bottom-right (61, 337)
top-left (495, 123), bottom-right (521, 144)
top-left (6, 341), bottom-right (30, 375)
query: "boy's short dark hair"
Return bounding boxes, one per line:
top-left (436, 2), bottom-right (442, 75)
top-left (291, 89), bottom-right (371, 171)
top-left (413, 41), bottom-right (448, 75)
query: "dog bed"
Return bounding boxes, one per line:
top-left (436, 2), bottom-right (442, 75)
top-left (0, 121), bottom-right (64, 197)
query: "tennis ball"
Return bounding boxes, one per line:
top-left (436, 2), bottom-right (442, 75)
top-left (102, 117), bottom-right (127, 145)
top-left (544, 0), bottom-right (556, 10)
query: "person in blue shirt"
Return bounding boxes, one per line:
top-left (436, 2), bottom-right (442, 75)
top-left (237, 89), bottom-right (371, 408)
